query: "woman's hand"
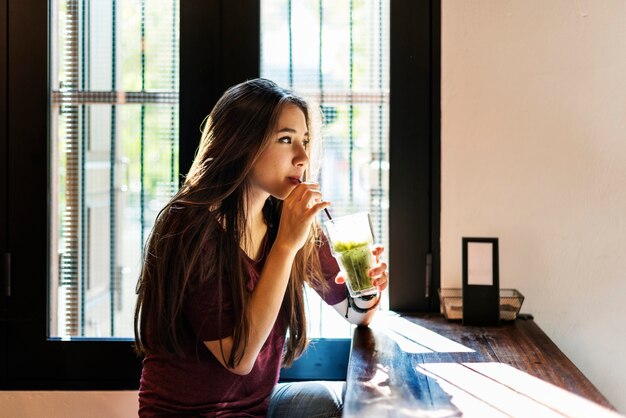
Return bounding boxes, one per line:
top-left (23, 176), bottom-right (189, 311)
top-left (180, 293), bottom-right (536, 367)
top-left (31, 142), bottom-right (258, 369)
top-left (275, 182), bottom-right (331, 251)
top-left (335, 244), bottom-right (388, 292)
top-left (368, 245), bottom-right (388, 292)
top-left (332, 245), bottom-right (388, 326)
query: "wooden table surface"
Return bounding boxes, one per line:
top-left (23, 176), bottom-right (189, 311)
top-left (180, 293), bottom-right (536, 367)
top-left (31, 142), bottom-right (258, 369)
top-left (344, 313), bottom-right (622, 418)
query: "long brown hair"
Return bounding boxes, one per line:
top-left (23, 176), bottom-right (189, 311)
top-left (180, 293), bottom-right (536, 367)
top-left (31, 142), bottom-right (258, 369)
top-left (134, 78), bottom-right (326, 367)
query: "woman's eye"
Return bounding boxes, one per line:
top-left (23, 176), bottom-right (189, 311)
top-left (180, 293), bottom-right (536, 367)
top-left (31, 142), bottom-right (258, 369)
top-left (278, 136), bottom-right (292, 144)
top-left (303, 140), bottom-right (310, 149)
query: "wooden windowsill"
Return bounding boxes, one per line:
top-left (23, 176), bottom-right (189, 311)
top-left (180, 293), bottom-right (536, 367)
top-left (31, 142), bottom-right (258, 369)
top-left (344, 312), bottom-right (620, 417)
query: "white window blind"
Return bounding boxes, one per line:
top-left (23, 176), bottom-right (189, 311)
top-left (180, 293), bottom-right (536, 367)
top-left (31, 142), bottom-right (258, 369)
top-left (49, 0), bottom-right (179, 338)
top-left (261, 0), bottom-right (390, 338)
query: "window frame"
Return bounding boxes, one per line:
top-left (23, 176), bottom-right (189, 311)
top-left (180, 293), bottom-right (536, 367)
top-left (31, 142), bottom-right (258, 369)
top-left (0, 0), bottom-right (440, 389)
top-left (1, 0), bottom-right (8, 386)
top-left (389, 0), bottom-right (441, 312)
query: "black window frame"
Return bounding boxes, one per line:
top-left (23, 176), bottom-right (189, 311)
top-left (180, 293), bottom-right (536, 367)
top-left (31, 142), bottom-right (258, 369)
top-left (0, 0), bottom-right (440, 389)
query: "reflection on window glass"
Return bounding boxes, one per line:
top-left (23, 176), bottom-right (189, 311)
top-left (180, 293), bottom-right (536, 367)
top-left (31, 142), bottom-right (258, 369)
top-left (49, 0), bottom-right (179, 338)
top-left (261, 0), bottom-right (390, 338)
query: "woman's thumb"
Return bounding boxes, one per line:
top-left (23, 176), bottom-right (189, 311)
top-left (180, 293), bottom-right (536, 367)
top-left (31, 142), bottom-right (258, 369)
top-left (334, 273), bottom-right (346, 285)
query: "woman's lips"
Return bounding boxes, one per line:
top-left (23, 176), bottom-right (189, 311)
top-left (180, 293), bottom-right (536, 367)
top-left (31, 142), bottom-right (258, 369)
top-left (288, 177), bottom-right (301, 185)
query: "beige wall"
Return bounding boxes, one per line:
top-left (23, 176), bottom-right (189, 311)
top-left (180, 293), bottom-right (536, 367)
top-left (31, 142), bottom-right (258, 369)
top-left (0, 391), bottom-right (137, 417)
top-left (441, 0), bottom-right (626, 413)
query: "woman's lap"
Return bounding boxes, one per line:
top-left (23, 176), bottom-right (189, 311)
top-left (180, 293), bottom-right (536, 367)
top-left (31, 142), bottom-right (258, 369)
top-left (267, 381), bottom-right (345, 418)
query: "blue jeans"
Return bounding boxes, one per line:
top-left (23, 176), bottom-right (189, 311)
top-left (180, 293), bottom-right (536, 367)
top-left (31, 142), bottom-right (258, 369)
top-left (267, 381), bottom-right (345, 418)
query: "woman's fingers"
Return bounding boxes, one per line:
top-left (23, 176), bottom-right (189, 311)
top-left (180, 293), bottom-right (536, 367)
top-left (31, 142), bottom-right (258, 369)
top-left (301, 189), bottom-right (324, 208)
top-left (375, 271), bottom-right (389, 291)
top-left (371, 270), bottom-right (388, 290)
top-left (306, 200), bottom-right (331, 217)
top-left (275, 182), bottom-right (330, 250)
top-left (369, 262), bottom-right (388, 279)
top-left (291, 183), bottom-right (329, 217)
top-left (368, 253), bottom-right (388, 290)
top-left (371, 245), bottom-right (384, 263)
top-left (284, 183), bottom-right (325, 214)
top-left (289, 181), bottom-right (320, 202)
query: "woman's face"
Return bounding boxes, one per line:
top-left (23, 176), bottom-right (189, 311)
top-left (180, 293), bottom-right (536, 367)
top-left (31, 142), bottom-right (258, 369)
top-left (249, 103), bottom-right (310, 201)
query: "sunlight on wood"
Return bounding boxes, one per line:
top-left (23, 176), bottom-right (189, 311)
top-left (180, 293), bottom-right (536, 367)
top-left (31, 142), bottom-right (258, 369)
top-left (464, 362), bottom-right (624, 418)
top-left (417, 363), bottom-right (565, 417)
top-left (380, 328), bottom-right (434, 354)
top-left (373, 312), bottom-right (474, 353)
top-left (411, 370), bottom-right (508, 418)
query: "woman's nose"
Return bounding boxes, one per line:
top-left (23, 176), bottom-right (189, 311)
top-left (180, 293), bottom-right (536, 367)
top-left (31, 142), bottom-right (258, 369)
top-left (294, 144), bottom-right (309, 167)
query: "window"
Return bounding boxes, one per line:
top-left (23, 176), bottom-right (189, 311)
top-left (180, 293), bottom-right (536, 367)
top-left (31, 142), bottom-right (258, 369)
top-left (50, 0), bottom-right (179, 339)
top-left (1, 0), bottom-right (439, 389)
top-left (260, 0), bottom-right (389, 338)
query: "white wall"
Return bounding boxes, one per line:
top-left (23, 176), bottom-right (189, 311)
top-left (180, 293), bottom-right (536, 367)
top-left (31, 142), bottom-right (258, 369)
top-left (441, 0), bottom-right (626, 413)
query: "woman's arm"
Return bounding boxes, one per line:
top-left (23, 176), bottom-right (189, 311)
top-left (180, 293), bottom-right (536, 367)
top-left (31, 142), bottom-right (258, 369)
top-left (204, 242), bottom-right (299, 375)
top-left (204, 183), bottom-right (329, 375)
top-left (331, 293), bottom-right (380, 326)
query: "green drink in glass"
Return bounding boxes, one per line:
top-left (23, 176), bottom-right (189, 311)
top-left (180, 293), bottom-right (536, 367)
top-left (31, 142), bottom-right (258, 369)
top-left (324, 212), bottom-right (378, 298)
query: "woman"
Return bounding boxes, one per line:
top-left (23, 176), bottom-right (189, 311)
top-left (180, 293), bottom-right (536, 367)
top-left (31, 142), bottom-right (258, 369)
top-left (134, 78), bottom-right (388, 417)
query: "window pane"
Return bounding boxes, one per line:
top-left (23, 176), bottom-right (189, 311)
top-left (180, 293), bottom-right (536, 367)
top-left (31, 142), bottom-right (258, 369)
top-left (261, 0), bottom-right (390, 338)
top-left (49, 0), bottom-right (179, 338)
